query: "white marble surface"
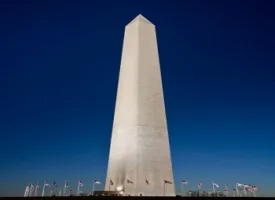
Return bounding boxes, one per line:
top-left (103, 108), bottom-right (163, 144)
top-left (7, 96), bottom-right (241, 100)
top-left (105, 15), bottom-right (175, 196)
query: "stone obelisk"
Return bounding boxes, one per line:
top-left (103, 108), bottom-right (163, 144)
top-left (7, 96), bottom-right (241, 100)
top-left (105, 14), bottom-right (175, 196)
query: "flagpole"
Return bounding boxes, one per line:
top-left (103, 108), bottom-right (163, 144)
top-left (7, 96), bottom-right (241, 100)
top-left (30, 184), bottom-right (34, 197)
top-left (124, 178), bottom-right (127, 196)
top-left (42, 182), bottom-right (46, 197)
top-left (59, 189), bottom-right (61, 196)
top-left (63, 182), bottom-right (66, 196)
top-left (77, 182), bottom-right (80, 196)
top-left (52, 182), bottom-right (54, 196)
top-left (108, 180), bottom-right (111, 192)
top-left (31, 185), bottom-right (34, 196)
top-left (24, 186), bottom-right (28, 197)
top-left (28, 185), bottom-right (31, 197)
top-left (37, 181), bottom-right (39, 196)
top-left (236, 185), bottom-right (239, 197)
top-left (198, 183), bottom-right (200, 196)
top-left (212, 182), bottom-right (215, 195)
top-left (27, 185), bottom-right (30, 197)
top-left (24, 187), bottom-right (26, 197)
top-left (244, 186), bottom-right (247, 197)
top-left (92, 182), bottom-right (95, 195)
top-left (31, 185), bottom-right (34, 197)
top-left (181, 183), bottom-right (183, 196)
top-left (144, 181), bottom-right (146, 196)
top-left (34, 186), bottom-right (37, 197)
top-left (188, 183), bottom-right (190, 196)
top-left (225, 184), bottom-right (228, 197)
top-left (34, 181), bottom-right (37, 196)
top-left (164, 181), bottom-right (166, 196)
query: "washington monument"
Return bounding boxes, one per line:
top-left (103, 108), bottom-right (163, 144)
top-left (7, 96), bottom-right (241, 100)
top-left (105, 14), bottom-right (175, 196)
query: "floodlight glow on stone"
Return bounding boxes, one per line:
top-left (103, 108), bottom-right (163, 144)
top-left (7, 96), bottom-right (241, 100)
top-left (116, 186), bottom-right (123, 191)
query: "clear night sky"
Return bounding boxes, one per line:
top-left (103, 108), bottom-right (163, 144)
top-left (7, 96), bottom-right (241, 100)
top-left (0, 0), bottom-right (274, 197)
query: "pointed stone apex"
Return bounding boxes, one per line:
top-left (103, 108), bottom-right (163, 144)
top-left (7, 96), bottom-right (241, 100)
top-left (127, 14), bottom-right (154, 26)
top-left (135, 14), bottom-right (152, 24)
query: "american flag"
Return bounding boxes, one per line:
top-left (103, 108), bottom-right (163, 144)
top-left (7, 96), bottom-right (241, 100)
top-left (181, 180), bottom-right (188, 184)
top-left (110, 180), bottom-right (114, 185)
top-left (252, 186), bottom-right (258, 191)
top-left (44, 182), bottom-right (50, 187)
top-left (78, 181), bottom-right (84, 186)
top-left (94, 180), bottom-right (101, 184)
top-left (213, 182), bottom-right (219, 188)
top-left (127, 180), bottom-right (133, 184)
top-left (236, 183), bottom-right (244, 187)
top-left (53, 181), bottom-right (58, 187)
top-left (198, 182), bottom-right (202, 186)
top-left (164, 180), bottom-right (172, 184)
top-left (65, 181), bottom-right (69, 187)
top-left (36, 185), bottom-right (39, 189)
top-left (145, 180), bottom-right (149, 185)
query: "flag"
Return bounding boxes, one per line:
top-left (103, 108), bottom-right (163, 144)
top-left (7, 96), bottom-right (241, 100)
top-left (65, 181), bottom-right (69, 187)
top-left (247, 185), bottom-right (253, 190)
top-left (44, 182), bottom-right (50, 187)
top-left (53, 181), bottom-right (58, 187)
top-left (164, 180), bottom-right (172, 184)
top-left (94, 180), bottom-right (101, 184)
top-left (233, 189), bottom-right (236, 191)
top-left (127, 180), bottom-right (133, 184)
top-left (198, 182), bottom-right (202, 187)
top-left (236, 183), bottom-right (244, 187)
top-left (36, 185), bottom-right (39, 189)
top-left (145, 180), bottom-right (149, 185)
top-left (181, 181), bottom-right (188, 184)
top-left (252, 186), bottom-right (258, 191)
top-left (78, 181), bottom-right (84, 186)
top-left (110, 180), bottom-right (114, 185)
top-left (213, 182), bottom-right (219, 188)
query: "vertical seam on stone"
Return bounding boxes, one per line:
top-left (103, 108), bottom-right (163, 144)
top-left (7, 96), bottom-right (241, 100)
top-left (136, 19), bottom-right (140, 196)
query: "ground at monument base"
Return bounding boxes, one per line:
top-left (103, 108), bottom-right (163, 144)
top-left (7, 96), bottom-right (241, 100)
top-left (0, 197), bottom-right (274, 200)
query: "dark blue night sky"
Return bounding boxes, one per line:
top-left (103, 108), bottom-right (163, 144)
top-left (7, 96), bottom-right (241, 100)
top-left (0, 0), bottom-right (274, 197)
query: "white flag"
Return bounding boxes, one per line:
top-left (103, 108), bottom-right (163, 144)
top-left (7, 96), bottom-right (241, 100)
top-left (213, 182), bottom-right (219, 188)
